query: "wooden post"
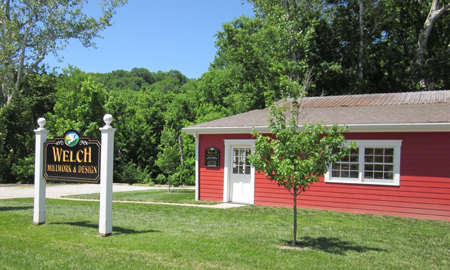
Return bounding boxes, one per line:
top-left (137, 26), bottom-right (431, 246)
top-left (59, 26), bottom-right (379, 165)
top-left (33, 118), bottom-right (48, 225)
top-left (99, 114), bottom-right (116, 236)
top-left (193, 131), bottom-right (199, 201)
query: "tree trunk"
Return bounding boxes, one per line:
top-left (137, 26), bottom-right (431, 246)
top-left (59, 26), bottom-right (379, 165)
top-left (415, 0), bottom-right (450, 89)
top-left (168, 174), bottom-right (171, 193)
top-left (358, 0), bottom-right (364, 94)
top-left (293, 193), bottom-right (297, 246)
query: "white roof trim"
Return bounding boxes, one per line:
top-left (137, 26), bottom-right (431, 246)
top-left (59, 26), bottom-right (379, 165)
top-left (182, 123), bottom-right (450, 135)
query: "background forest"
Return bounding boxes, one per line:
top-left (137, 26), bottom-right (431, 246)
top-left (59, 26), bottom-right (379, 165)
top-left (1, 0), bottom-right (450, 185)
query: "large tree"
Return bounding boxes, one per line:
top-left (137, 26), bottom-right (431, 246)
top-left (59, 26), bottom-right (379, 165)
top-left (0, 0), bottom-right (127, 107)
top-left (415, 0), bottom-right (450, 89)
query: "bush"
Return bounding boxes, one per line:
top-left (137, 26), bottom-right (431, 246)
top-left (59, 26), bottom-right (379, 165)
top-left (10, 155), bottom-right (35, 184)
top-left (155, 174), bottom-right (166, 184)
top-left (117, 161), bottom-right (153, 185)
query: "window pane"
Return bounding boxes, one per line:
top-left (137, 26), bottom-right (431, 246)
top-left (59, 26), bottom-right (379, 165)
top-left (374, 172), bottom-right (383, 179)
top-left (238, 166), bottom-right (244, 174)
top-left (350, 164), bottom-right (359, 170)
top-left (365, 156), bottom-right (374, 163)
top-left (239, 148), bottom-right (245, 156)
top-left (375, 148), bottom-right (384, 155)
top-left (365, 164), bottom-right (373, 171)
top-left (375, 165), bottom-right (383, 171)
top-left (384, 156), bottom-right (393, 163)
top-left (234, 157), bottom-right (239, 166)
top-left (234, 149), bottom-right (238, 157)
top-left (384, 172), bottom-right (393, 179)
top-left (332, 170), bottom-right (340, 177)
top-left (239, 157), bottom-right (245, 165)
top-left (375, 156), bottom-right (384, 163)
top-left (332, 164), bottom-right (340, 170)
top-left (364, 171), bottom-right (373, 179)
top-left (350, 171), bottom-right (359, 178)
top-left (343, 155), bottom-right (350, 162)
top-left (385, 148), bottom-right (394, 155)
top-left (245, 166), bottom-right (251, 174)
top-left (233, 167), bottom-right (238, 174)
top-left (365, 148), bottom-right (374, 155)
top-left (350, 154), bottom-right (359, 162)
top-left (341, 171), bottom-right (349, 178)
top-left (342, 164), bottom-right (350, 170)
top-left (384, 165), bottom-right (393, 172)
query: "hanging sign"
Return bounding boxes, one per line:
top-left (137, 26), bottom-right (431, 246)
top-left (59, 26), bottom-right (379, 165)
top-left (205, 147), bottom-right (220, 167)
top-left (43, 130), bottom-right (101, 183)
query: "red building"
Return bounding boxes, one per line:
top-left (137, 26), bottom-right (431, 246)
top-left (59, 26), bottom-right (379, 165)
top-left (182, 91), bottom-right (450, 221)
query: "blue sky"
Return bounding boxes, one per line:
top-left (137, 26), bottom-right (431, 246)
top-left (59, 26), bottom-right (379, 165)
top-left (43, 0), bottom-right (255, 79)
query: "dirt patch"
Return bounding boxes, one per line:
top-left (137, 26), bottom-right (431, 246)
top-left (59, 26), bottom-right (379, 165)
top-left (278, 245), bottom-right (308, 251)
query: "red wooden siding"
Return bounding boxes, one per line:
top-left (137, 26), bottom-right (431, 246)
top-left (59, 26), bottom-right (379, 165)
top-left (198, 132), bottom-right (450, 221)
top-left (198, 134), bottom-right (255, 201)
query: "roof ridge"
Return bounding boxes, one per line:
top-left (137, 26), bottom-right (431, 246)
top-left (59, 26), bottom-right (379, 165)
top-left (287, 90), bottom-right (450, 108)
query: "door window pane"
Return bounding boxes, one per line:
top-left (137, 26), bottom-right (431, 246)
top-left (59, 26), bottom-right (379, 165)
top-left (232, 147), bottom-right (252, 174)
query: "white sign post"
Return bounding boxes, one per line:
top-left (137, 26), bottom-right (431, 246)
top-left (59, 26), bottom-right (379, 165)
top-left (99, 114), bottom-right (116, 236)
top-left (33, 118), bottom-right (49, 225)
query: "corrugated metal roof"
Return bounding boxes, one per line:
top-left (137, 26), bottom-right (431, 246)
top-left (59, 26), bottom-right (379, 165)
top-left (280, 90), bottom-right (450, 108)
top-left (183, 90), bottom-right (450, 131)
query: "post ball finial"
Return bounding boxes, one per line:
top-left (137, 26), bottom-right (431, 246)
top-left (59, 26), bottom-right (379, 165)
top-left (37, 117), bottom-right (46, 128)
top-left (103, 114), bottom-right (113, 126)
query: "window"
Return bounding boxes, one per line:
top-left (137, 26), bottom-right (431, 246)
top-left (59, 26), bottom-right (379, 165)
top-left (232, 148), bottom-right (252, 175)
top-left (325, 140), bottom-right (402, 186)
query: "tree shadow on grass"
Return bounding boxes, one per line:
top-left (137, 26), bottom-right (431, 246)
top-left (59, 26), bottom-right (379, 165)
top-left (0, 206), bottom-right (33, 211)
top-left (283, 236), bottom-right (387, 255)
top-left (51, 221), bottom-right (159, 235)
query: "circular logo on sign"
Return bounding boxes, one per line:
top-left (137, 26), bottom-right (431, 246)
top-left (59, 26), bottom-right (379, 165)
top-left (64, 131), bottom-right (79, 147)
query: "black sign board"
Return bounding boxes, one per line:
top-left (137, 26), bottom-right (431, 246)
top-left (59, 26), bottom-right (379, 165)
top-left (44, 130), bottom-right (101, 183)
top-left (205, 147), bottom-right (220, 167)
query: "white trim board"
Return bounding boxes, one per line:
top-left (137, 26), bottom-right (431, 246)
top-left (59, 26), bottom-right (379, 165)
top-left (183, 123), bottom-right (450, 135)
top-left (223, 139), bottom-right (256, 204)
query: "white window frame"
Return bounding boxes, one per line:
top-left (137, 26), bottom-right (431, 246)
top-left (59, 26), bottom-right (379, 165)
top-left (325, 140), bottom-right (402, 186)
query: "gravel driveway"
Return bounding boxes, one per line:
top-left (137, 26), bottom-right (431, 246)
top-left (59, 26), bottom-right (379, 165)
top-left (0, 183), bottom-right (159, 199)
top-left (0, 183), bottom-right (244, 209)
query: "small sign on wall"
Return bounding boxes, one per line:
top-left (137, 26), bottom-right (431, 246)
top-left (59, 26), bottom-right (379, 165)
top-left (205, 147), bottom-right (220, 168)
top-left (44, 130), bottom-right (101, 183)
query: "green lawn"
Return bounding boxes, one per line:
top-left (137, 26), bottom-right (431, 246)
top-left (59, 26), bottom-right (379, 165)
top-left (62, 188), bottom-right (219, 205)
top-left (0, 197), bottom-right (449, 269)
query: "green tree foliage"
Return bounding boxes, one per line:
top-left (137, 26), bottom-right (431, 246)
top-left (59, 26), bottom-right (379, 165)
top-left (0, 73), bottom-right (57, 183)
top-left (156, 128), bottom-right (181, 191)
top-left (249, 100), bottom-right (355, 246)
top-left (200, 2), bottom-right (312, 113)
top-left (105, 87), bottom-right (168, 183)
top-left (0, 0), bottom-right (127, 107)
top-left (309, 0), bottom-right (450, 93)
top-left (205, 0), bottom-right (450, 98)
top-left (45, 67), bottom-right (106, 138)
top-left (91, 68), bottom-right (189, 93)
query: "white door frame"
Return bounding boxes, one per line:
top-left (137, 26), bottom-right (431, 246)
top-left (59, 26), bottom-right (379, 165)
top-left (223, 139), bottom-right (256, 204)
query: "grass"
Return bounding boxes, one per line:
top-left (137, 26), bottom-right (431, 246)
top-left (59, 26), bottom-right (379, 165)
top-left (0, 197), bottom-right (449, 269)
top-left (62, 189), bottom-right (220, 205)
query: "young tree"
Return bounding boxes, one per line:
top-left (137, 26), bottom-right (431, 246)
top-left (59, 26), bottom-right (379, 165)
top-left (156, 128), bottom-right (181, 192)
top-left (248, 100), bottom-right (355, 247)
top-left (0, 0), bottom-right (127, 107)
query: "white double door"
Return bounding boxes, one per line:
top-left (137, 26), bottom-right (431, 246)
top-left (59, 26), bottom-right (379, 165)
top-left (228, 146), bottom-right (254, 204)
